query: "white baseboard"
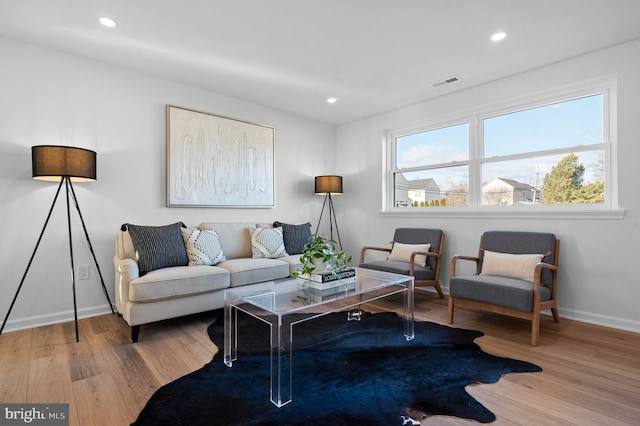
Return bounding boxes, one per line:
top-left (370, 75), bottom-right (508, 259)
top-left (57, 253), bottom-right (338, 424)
top-left (4, 291), bottom-right (640, 336)
top-left (1, 304), bottom-right (116, 334)
top-left (424, 286), bottom-right (640, 334)
top-left (555, 307), bottom-right (640, 334)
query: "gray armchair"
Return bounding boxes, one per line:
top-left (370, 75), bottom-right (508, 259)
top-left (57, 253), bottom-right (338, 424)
top-left (448, 230), bottom-right (560, 346)
top-left (359, 228), bottom-right (445, 297)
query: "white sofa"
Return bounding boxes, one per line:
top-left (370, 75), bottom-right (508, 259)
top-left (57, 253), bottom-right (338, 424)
top-left (114, 221), bottom-right (306, 342)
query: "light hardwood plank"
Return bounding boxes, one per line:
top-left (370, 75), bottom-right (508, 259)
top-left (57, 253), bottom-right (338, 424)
top-left (0, 328), bottom-right (31, 403)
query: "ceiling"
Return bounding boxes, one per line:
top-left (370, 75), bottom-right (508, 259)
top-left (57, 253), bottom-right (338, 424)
top-left (1, 0), bottom-right (640, 125)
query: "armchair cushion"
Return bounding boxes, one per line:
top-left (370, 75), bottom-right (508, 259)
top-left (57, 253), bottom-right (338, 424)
top-left (480, 250), bottom-right (544, 282)
top-left (389, 243), bottom-right (431, 267)
top-left (357, 260), bottom-right (436, 281)
top-left (449, 275), bottom-right (552, 312)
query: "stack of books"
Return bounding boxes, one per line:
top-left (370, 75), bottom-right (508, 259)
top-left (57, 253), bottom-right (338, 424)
top-left (297, 268), bottom-right (357, 290)
top-left (297, 280), bottom-right (357, 302)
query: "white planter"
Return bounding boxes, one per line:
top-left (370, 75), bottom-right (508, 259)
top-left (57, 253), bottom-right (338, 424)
top-left (312, 258), bottom-right (331, 272)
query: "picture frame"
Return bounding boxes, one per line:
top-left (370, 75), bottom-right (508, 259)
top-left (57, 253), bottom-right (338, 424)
top-left (166, 105), bottom-right (275, 208)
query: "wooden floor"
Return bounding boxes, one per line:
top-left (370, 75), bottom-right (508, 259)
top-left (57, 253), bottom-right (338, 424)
top-left (1, 291), bottom-right (639, 425)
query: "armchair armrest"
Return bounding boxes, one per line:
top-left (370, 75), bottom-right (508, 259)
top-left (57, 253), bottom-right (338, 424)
top-left (408, 250), bottom-right (440, 274)
top-left (533, 261), bottom-right (558, 291)
top-left (534, 261), bottom-right (557, 274)
top-left (360, 246), bottom-right (391, 264)
top-left (412, 250), bottom-right (441, 260)
top-left (449, 254), bottom-right (480, 277)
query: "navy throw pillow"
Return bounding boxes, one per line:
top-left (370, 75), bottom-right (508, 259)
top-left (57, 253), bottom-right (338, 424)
top-left (273, 221), bottom-right (312, 255)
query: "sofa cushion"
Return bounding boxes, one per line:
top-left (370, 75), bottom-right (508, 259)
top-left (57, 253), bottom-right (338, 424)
top-left (273, 221), bottom-right (312, 255)
top-left (250, 226), bottom-right (288, 258)
top-left (181, 227), bottom-right (226, 266)
top-left (124, 222), bottom-right (188, 275)
top-left (277, 254), bottom-right (303, 275)
top-left (480, 250), bottom-right (544, 282)
top-left (199, 223), bottom-right (254, 259)
top-left (128, 265), bottom-right (230, 302)
top-left (449, 274), bottom-right (551, 312)
top-left (215, 258), bottom-right (290, 287)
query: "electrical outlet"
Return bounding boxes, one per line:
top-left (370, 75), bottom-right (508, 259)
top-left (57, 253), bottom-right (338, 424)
top-left (78, 265), bottom-right (90, 280)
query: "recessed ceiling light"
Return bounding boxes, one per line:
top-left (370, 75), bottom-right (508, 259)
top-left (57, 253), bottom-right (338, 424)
top-left (491, 32), bottom-right (507, 42)
top-left (327, 97), bottom-right (337, 104)
top-left (99, 17), bottom-right (117, 28)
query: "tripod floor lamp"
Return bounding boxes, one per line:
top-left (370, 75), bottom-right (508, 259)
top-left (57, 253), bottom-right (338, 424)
top-left (314, 175), bottom-right (343, 250)
top-left (0, 145), bottom-right (115, 342)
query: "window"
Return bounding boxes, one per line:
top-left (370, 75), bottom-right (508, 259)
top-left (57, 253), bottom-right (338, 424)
top-left (387, 81), bottom-right (615, 214)
top-left (393, 123), bottom-right (469, 207)
top-left (481, 95), bottom-right (605, 206)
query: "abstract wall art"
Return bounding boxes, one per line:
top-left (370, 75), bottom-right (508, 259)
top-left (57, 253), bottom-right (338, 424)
top-left (166, 105), bottom-right (275, 207)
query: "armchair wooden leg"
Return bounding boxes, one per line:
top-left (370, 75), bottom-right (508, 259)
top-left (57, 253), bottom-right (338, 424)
top-left (551, 306), bottom-right (560, 322)
top-left (447, 296), bottom-right (454, 324)
top-left (131, 325), bottom-right (141, 343)
top-left (531, 316), bottom-right (540, 346)
top-left (434, 282), bottom-right (445, 298)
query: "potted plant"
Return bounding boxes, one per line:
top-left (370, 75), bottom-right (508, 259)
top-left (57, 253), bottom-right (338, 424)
top-left (292, 234), bottom-right (353, 285)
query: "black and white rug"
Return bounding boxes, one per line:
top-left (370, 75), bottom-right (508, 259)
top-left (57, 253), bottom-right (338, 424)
top-left (132, 310), bottom-right (541, 425)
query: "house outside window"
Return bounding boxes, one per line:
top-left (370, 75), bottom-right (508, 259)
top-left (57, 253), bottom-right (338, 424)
top-left (482, 178), bottom-right (539, 205)
top-left (386, 79), bottom-right (617, 216)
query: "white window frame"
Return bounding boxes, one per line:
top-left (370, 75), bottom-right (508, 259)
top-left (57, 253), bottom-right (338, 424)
top-left (383, 77), bottom-right (623, 220)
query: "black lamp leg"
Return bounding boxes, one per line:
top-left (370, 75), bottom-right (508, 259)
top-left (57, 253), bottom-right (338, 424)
top-left (315, 193), bottom-right (330, 236)
top-left (0, 179), bottom-right (64, 336)
top-left (67, 180), bottom-right (115, 315)
top-left (65, 178), bottom-right (80, 342)
top-left (327, 194), bottom-right (343, 250)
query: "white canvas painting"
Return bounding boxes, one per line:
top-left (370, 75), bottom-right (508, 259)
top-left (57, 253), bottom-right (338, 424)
top-left (167, 105), bottom-right (275, 207)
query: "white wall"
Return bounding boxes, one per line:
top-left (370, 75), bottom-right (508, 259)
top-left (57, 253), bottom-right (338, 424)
top-left (0, 37), bottom-right (336, 332)
top-left (336, 39), bottom-right (640, 332)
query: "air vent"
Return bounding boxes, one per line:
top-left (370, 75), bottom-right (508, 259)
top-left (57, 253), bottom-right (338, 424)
top-left (431, 75), bottom-right (461, 88)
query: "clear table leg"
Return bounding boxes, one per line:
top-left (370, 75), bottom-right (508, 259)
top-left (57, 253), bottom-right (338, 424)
top-left (404, 278), bottom-right (415, 341)
top-left (270, 316), bottom-right (292, 407)
top-left (224, 303), bottom-right (237, 366)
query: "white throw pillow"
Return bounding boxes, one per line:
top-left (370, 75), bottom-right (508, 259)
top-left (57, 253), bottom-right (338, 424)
top-left (480, 250), bottom-right (544, 282)
top-left (181, 227), bottom-right (226, 266)
top-left (250, 226), bottom-right (288, 259)
top-left (389, 242), bottom-right (431, 267)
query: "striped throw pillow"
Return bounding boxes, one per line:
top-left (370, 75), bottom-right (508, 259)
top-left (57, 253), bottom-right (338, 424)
top-left (125, 222), bottom-right (188, 275)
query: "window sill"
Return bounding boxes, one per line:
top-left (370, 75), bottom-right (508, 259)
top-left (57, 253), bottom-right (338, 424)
top-left (380, 207), bottom-right (626, 220)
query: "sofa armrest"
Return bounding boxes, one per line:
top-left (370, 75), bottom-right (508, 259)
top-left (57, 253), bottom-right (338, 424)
top-left (114, 258), bottom-right (140, 313)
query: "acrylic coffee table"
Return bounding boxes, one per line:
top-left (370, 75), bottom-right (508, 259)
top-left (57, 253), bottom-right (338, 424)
top-left (223, 267), bottom-right (414, 407)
